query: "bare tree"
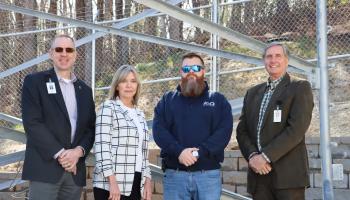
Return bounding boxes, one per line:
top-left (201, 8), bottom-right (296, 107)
top-left (252, 0), bottom-right (272, 36)
top-left (103, 0), bottom-right (114, 73)
top-left (22, 0), bottom-right (37, 73)
top-left (13, 0), bottom-right (36, 68)
top-left (95, 0), bottom-right (105, 86)
top-left (192, 0), bottom-right (202, 43)
top-left (228, 3), bottom-right (244, 33)
top-left (0, 7), bottom-right (11, 114)
top-left (0, 9), bottom-right (10, 71)
top-left (62, 0), bottom-right (68, 18)
top-left (272, 0), bottom-right (293, 35)
top-left (75, 0), bottom-right (93, 84)
top-left (243, 2), bottom-right (254, 35)
top-left (11, 0), bottom-right (36, 115)
top-left (201, 0), bottom-right (210, 19)
top-left (169, 3), bottom-right (183, 42)
top-left (75, 3), bottom-right (89, 36)
top-left (192, 0), bottom-right (210, 44)
top-left (115, 0), bottom-right (130, 67)
top-left (142, 16), bottom-right (158, 60)
top-left (96, 0), bottom-right (104, 20)
top-left (129, 3), bottom-right (143, 64)
top-left (46, 0), bottom-right (57, 50)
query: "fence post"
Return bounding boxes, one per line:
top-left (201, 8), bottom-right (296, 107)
top-left (317, 0), bottom-right (334, 199)
top-left (210, 0), bottom-right (219, 92)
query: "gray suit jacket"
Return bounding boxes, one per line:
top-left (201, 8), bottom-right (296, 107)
top-left (236, 73), bottom-right (314, 192)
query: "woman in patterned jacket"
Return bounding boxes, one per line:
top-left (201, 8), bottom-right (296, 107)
top-left (93, 65), bottom-right (152, 200)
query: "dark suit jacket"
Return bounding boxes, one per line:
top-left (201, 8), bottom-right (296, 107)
top-left (21, 68), bottom-right (95, 186)
top-left (236, 73), bottom-right (313, 193)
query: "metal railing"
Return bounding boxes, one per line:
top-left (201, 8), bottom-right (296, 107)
top-left (0, 114), bottom-right (252, 199)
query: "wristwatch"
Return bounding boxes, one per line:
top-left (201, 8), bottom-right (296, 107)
top-left (192, 150), bottom-right (199, 158)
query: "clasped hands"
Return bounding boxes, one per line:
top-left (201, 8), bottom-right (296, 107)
top-left (58, 147), bottom-right (83, 175)
top-left (249, 154), bottom-right (272, 175)
top-left (178, 148), bottom-right (199, 167)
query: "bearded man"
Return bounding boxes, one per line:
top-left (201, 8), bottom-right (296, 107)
top-left (153, 52), bottom-right (233, 200)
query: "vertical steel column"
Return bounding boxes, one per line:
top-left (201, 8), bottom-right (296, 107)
top-left (210, 0), bottom-right (219, 91)
top-left (317, 0), bottom-right (334, 199)
top-left (92, 32), bottom-right (96, 98)
top-left (91, 11), bottom-right (98, 99)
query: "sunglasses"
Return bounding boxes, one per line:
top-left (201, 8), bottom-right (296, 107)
top-left (54, 47), bottom-right (75, 53)
top-left (181, 65), bottom-right (203, 73)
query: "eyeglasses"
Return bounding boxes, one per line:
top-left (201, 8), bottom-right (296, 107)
top-left (181, 65), bottom-right (202, 73)
top-left (54, 47), bottom-right (75, 53)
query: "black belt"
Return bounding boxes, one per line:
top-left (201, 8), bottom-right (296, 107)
top-left (167, 167), bottom-right (207, 172)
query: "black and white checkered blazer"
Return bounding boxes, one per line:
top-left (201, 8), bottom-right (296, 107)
top-left (93, 99), bottom-right (151, 196)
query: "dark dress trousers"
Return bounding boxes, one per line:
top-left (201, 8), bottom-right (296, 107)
top-left (21, 68), bottom-right (95, 186)
top-left (236, 73), bottom-right (314, 194)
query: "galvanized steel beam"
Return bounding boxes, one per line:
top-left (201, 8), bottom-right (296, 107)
top-left (0, 0), bottom-right (184, 79)
top-left (0, 3), bottom-right (262, 79)
top-left (0, 151), bottom-right (25, 166)
top-left (135, 0), bottom-right (315, 73)
top-left (0, 127), bottom-right (26, 144)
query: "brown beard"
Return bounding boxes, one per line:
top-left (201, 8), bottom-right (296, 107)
top-left (180, 73), bottom-right (206, 97)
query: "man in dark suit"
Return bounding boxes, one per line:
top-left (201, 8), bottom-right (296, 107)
top-left (21, 34), bottom-right (95, 200)
top-left (236, 42), bottom-right (314, 200)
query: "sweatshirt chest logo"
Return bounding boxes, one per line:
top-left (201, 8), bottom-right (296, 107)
top-left (203, 101), bottom-right (215, 107)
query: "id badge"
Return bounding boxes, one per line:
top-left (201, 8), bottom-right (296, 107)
top-left (273, 109), bottom-right (282, 122)
top-left (46, 82), bottom-right (57, 94)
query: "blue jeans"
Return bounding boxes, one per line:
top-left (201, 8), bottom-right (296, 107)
top-left (163, 169), bottom-right (222, 200)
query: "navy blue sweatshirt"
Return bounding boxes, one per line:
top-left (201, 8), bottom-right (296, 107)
top-left (153, 83), bottom-right (233, 171)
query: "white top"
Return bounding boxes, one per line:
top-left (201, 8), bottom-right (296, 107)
top-left (120, 101), bottom-right (144, 172)
top-left (53, 70), bottom-right (78, 159)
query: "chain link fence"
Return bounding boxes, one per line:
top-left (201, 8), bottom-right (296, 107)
top-left (1, 0), bottom-right (350, 136)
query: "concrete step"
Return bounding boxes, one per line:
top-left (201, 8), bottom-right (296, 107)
top-left (306, 188), bottom-right (350, 200)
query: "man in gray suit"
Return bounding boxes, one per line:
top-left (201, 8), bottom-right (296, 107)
top-left (21, 34), bottom-right (95, 200)
top-left (236, 42), bottom-right (313, 200)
